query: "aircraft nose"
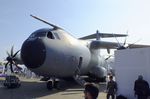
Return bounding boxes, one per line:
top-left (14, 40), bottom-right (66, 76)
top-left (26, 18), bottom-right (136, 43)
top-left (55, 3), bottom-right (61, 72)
top-left (21, 38), bottom-right (46, 69)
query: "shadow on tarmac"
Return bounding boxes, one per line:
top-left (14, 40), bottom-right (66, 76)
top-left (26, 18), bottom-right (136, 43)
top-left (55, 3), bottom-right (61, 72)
top-left (0, 78), bottom-right (106, 99)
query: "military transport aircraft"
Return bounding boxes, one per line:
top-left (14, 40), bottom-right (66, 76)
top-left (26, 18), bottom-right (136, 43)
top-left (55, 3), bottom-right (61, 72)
top-left (4, 15), bottom-right (150, 89)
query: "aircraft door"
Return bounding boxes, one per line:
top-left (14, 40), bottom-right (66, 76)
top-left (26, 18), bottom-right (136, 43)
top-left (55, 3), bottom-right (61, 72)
top-left (75, 57), bottom-right (83, 74)
top-left (78, 57), bottom-right (83, 69)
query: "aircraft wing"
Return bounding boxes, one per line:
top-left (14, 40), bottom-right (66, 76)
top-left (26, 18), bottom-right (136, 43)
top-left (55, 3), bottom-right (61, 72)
top-left (127, 44), bottom-right (150, 48)
top-left (79, 33), bottom-right (127, 40)
top-left (90, 40), bottom-right (150, 49)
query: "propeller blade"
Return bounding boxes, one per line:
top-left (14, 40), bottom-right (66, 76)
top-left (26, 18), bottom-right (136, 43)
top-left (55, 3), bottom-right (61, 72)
top-left (6, 51), bottom-right (10, 56)
top-left (13, 50), bottom-right (20, 57)
top-left (12, 61), bottom-right (22, 70)
top-left (11, 46), bottom-right (14, 56)
top-left (123, 31), bottom-right (128, 45)
top-left (113, 34), bottom-right (121, 47)
top-left (10, 62), bottom-right (14, 73)
top-left (4, 62), bottom-right (9, 72)
top-left (123, 37), bottom-right (127, 46)
top-left (105, 55), bottom-right (112, 60)
top-left (127, 39), bottom-right (142, 48)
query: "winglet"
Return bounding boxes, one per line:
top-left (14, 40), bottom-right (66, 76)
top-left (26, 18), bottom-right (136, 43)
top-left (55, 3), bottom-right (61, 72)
top-left (30, 14), bottom-right (62, 30)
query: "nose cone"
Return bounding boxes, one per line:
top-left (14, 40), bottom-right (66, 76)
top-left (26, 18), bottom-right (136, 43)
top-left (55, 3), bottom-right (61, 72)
top-left (21, 38), bottom-right (46, 69)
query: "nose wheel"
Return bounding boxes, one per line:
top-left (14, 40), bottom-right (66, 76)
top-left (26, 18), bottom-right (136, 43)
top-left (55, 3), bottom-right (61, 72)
top-left (46, 81), bottom-right (53, 90)
top-left (46, 79), bottom-right (61, 90)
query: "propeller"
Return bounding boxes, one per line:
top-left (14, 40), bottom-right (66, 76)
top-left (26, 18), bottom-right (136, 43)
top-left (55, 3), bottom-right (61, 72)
top-left (114, 31), bottom-right (142, 50)
top-left (113, 31), bottom-right (129, 50)
top-left (4, 46), bottom-right (20, 73)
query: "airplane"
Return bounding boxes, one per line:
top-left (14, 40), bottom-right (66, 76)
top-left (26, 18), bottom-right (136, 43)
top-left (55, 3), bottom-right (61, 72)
top-left (4, 15), bottom-right (150, 90)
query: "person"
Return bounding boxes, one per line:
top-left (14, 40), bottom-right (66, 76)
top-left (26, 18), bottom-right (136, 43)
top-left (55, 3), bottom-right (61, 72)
top-left (106, 75), bottom-right (117, 99)
top-left (134, 75), bottom-right (149, 99)
top-left (84, 83), bottom-right (99, 99)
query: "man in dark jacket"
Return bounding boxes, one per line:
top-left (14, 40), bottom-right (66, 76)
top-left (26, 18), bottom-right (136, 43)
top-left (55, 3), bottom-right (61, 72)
top-left (106, 75), bottom-right (117, 99)
top-left (134, 75), bottom-right (149, 99)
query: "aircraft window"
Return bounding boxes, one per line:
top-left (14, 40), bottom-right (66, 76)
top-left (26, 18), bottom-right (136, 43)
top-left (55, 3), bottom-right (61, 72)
top-left (29, 32), bottom-right (46, 38)
top-left (53, 33), bottom-right (60, 39)
top-left (29, 33), bottom-right (35, 38)
top-left (47, 31), bottom-right (54, 39)
top-left (36, 32), bottom-right (46, 37)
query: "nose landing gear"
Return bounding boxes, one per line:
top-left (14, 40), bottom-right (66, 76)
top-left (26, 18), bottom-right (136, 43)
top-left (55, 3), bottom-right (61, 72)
top-left (46, 79), bottom-right (61, 90)
top-left (47, 80), bottom-right (53, 90)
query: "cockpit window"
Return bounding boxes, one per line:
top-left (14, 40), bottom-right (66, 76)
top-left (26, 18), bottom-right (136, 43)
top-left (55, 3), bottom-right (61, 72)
top-left (53, 33), bottom-right (60, 39)
top-left (47, 31), bottom-right (54, 39)
top-left (29, 32), bottom-right (47, 38)
top-left (29, 29), bottom-right (60, 40)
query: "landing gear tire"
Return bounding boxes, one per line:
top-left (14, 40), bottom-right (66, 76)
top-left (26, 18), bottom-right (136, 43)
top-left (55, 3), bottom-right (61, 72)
top-left (47, 81), bottom-right (53, 90)
top-left (53, 81), bottom-right (58, 89)
top-left (54, 81), bottom-right (61, 90)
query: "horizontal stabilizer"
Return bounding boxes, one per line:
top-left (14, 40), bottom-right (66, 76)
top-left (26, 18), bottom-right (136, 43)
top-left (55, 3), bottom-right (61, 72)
top-left (79, 33), bottom-right (127, 40)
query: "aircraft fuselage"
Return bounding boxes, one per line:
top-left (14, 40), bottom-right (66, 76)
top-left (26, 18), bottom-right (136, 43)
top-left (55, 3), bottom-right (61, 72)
top-left (21, 28), bottom-right (107, 78)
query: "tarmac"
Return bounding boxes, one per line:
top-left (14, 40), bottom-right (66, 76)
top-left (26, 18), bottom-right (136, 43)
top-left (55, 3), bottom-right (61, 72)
top-left (0, 77), bottom-right (107, 99)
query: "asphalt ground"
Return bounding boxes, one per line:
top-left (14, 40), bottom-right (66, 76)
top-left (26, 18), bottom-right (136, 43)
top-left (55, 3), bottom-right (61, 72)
top-left (0, 77), bottom-right (107, 99)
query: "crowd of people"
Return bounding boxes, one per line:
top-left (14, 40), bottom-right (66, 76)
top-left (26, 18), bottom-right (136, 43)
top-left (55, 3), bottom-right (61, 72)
top-left (83, 75), bottom-right (150, 99)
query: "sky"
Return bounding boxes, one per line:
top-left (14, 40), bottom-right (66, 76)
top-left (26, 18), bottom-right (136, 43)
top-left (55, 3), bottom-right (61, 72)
top-left (1, 0), bottom-right (150, 61)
